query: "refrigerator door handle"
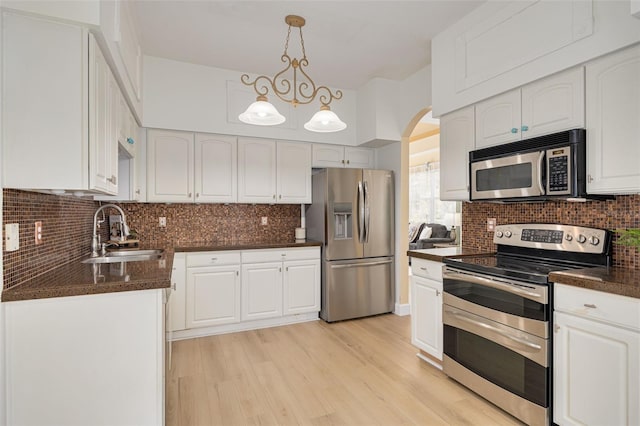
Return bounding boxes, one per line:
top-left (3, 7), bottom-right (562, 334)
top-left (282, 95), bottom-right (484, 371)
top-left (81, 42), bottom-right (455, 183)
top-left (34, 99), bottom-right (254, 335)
top-left (363, 180), bottom-right (370, 243)
top-left (330, 259), bottom-right (393, 269)
top-left (358, 181), bottom-right (365, 243)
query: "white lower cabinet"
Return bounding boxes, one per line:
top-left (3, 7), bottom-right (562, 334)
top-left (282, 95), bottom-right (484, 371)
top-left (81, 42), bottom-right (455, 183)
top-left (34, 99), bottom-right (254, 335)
top-left (554, 284), bottom-right (640, 426)
top-left (5, 290), bottom-right (165, 426)
top-left (242, 262), bottom-right (283, 321)
top-left (410, 257), bottom-right (443, 363)
top-left (170, 247), bottom-right (320, 339)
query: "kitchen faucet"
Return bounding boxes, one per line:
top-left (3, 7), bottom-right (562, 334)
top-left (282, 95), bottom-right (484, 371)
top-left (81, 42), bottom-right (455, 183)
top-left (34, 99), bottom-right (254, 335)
top-left (91, 204), bottom-right (130, 257)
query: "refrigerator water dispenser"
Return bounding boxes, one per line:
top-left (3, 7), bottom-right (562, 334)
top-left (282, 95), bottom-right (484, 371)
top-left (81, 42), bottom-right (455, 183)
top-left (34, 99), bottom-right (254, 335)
top-left (333, 203), bottom-right (352, 239)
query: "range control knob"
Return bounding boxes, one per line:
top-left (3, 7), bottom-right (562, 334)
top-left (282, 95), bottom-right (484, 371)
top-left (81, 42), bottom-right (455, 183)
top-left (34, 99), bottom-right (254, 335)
top-left (577, 234), bottom-right (587, 244)
top-left (504, 231), bottom-right (512, 238)
top-left (496, 231), bottom-right (504, 238)
top-left (565, 234), bottom-right (573, 241)
top-left (589, 236), bottom-right (600, 246)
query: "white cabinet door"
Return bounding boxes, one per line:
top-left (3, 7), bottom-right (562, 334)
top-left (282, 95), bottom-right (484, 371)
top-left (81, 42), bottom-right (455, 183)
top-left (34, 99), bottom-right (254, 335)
top-left (241, 262), bottom-right (283, 321)
top-left (344, 147), bottom-right (375, 168)
top-left (312, 144), bottom-right (345, 167)
top-left (147, 129), bottom-right (194, 202)
top-left (283, 259), bottom-right (320, 315)
top-left (440, 106), bottom-right (475, 201)
top-left (521, 67), bottom-right (585, 139)
top-left (186, 265), bottom-right (241, 328)
top-left (195, 133), bottom-right (237, 203)
top-left (277, 141), bottom-right (311, 203)
top-left (238, 138), bottom-right (277, 203)
top-left (475, 89), bottom-right (521, 148)
top-left (170, 253), bottom-right (186, 332)
top-left (554, 311), bottom-right (640, 426)
top-left (585, 44), bottom-right (640, 194)
top-left (410, 275), bottom-right (443, 360)
top-left (5, 290), bottom-right (164, 426)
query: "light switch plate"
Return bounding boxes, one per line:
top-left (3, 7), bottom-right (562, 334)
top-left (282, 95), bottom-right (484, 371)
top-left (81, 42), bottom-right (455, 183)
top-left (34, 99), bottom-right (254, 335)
top-left (6, 223), bottom-right (19, 251)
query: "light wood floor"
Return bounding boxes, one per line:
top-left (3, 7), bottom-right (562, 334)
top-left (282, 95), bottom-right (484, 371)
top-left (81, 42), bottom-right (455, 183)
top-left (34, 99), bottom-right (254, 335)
top-left (167, 314), bottom-right (524, 426)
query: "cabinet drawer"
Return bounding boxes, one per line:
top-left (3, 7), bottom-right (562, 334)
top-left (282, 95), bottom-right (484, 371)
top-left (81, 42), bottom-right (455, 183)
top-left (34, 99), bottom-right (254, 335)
top-left (411, 258), bottom-right (443, 281)
top-left (241, 247), bottom-right (319, 263)
top-left (186, 251), bottom-right (240, 267)
top-left (555, 284), bottom-right (640, 331)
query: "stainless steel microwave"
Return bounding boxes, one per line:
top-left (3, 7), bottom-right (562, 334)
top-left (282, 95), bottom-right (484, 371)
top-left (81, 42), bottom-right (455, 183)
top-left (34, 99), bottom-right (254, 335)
top-left (469, 129), bottom-right (588, 202)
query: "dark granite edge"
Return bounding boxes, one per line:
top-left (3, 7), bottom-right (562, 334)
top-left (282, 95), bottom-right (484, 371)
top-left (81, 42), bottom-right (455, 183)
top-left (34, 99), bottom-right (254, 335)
top-left (175, 240), bottom-right (322, 252)
top-left (407, 249), bottom-right (494, 263)
top-left (550, 268), bottom-right (640, 300)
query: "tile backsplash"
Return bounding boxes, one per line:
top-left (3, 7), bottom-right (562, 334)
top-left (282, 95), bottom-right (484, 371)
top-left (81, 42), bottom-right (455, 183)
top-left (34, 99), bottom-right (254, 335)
top-left (461, 195), bottom-right (640, 269)
top-left (3, 189), bottom-right (301, 290)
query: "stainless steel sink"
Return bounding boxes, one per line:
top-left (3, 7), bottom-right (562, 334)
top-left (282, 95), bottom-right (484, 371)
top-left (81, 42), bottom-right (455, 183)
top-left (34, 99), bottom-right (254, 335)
top-left (82, 249), bottom-right (164, 264)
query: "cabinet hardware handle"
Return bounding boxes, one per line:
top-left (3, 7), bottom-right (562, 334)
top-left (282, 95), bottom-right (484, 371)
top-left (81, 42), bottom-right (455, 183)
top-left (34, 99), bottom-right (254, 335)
top-left (521, 125), bottom-right (529, 131)
top-left (273, 194), bottom-right (276, 199)
top-left (188, 192), bottom-right (192, 197)
top-left (583, 303), bottom-right (597, 309)
top-left (555, 325), bottom-right (560, 333)
top-left (347, 160), bottom-right (350, 164)
top-left (135, 189), bottom-right (140, 194)
top-left (126, 137), bottom-right (134, 145)
top-left (172, 282), bottom-right (176, 290)
top-left (588, 174), bottom-right (594, 183)
top-left (211, 258), bottom-right (217, 261)
top-left (279, 267), bottom-right (282, 272)
top-left (196, 193), bottom-right (200, 198)
top-left (286, 266), bottom-right (289, 271)
top-left (511, 128), bottom-right (518, 134)
top-left (436, 290), bottom-right (440, 296)
top-left (281, 253), bottom-right (286, 256)
top-left (279, 194), bottom-right (282, 199)
top-left (236, 271), bottom-right (239, 276)
top-left (342, 159), bottom-right (345, 164)
top-left (420, 267), bottom-right (427, 271)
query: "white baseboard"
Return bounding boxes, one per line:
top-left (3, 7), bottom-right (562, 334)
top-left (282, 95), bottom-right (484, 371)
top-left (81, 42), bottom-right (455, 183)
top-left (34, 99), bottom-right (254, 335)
top-left (394, 303), bottom-right (411, 316)
top-left (170, 312), bottom-right (319, 341)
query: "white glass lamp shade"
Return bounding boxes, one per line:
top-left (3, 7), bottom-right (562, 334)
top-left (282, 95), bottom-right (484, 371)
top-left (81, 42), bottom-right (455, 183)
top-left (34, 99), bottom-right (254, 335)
top-left (304, 106), bottom-right (347, 132)
top-left (238, 97), bottom-right (285, 126)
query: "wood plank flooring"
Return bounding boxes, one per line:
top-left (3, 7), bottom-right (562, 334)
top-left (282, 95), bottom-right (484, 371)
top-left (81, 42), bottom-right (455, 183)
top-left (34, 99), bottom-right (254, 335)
top-left (167, 314), bottom-right (524, 426)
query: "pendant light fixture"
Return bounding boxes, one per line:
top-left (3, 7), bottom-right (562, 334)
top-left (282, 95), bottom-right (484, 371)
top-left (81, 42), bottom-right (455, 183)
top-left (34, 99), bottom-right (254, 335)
top-left (238, 15), bottom-right (346, 132)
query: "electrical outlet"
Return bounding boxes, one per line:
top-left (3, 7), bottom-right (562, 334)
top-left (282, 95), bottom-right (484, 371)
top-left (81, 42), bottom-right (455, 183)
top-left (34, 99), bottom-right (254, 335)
top-left (261, 216), bottom-right (268, 226)
top-left (5, 223), bottom-right (19, 251)
top-left (35, 221), bottom-right (43, 245)
top-left (159, 217), bottom-right (167, 227)
top-left (487, 218), bottom-right (497, 232)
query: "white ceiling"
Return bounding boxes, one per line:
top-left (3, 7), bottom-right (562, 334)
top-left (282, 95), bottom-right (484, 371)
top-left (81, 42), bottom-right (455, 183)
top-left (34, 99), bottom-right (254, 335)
top-left (131, 1), bottom-right (486, 90)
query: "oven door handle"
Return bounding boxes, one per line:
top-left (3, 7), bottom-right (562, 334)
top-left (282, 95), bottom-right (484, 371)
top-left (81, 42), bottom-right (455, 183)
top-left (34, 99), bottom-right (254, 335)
top-left (444, 270), bottom-right (547, 303)
top-left (448, 309), bottom-right (542, 351)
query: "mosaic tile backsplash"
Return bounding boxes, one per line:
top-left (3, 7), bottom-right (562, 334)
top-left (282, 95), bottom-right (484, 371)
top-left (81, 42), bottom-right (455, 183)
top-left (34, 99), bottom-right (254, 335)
top-left (4, 190), bottom-right (638, 290)
top-left (3, 189), bottom-right (301, 290)
top-left (461, 195), bottom-right (640, 270)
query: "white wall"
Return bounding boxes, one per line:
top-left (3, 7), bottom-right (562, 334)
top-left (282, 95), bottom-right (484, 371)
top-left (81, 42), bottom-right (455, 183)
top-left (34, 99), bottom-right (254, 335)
top-left (375, 142), bottom-right (403, 307)
top-left (432, 0), bottom-right (640, 116)
top-left (1, 0), bottom-right (100, 25)
top-left (142, 56), bottom-right (358, 145)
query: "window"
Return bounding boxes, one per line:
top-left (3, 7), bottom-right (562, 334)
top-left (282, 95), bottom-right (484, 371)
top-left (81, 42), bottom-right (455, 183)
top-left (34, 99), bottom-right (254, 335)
top-left (409, 161), bottom-right (457, 225)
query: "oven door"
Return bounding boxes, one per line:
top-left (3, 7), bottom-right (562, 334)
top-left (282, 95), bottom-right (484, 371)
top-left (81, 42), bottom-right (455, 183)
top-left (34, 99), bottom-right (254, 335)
top-left (443, 267), bottom-right (549, 338)
top-left (470, 150), bottom-right (545, 200)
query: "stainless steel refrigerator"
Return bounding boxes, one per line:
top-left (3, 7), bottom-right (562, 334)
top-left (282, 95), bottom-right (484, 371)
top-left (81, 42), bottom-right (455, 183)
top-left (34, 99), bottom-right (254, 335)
top-left (306, 168), bottom-right (395, 322)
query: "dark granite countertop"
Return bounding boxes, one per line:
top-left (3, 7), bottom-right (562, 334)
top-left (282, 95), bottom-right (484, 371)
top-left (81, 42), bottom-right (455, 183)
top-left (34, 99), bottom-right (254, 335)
top-left (2, 240), bottom-right (323, 302)
top-left (1, 252), bottom-right (173, 302)
top-left (175, 239), bottom-right (322, 252)
top-left (550, 267), bottom-right (640, 300)
top-left (407, 247), bottom-right (494, 262)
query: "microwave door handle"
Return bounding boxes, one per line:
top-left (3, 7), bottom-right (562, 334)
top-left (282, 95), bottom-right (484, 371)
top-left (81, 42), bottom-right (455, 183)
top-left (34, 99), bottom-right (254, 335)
top-left (537, 151), bottom-right (546, 195)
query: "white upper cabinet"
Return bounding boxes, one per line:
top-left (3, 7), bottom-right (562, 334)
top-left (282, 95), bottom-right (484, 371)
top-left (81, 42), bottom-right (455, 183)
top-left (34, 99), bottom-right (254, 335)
top-left (238, 138), bottom-right (312, 204)
top-left (440, 106), bottom-right (475, 201)
top-left (276, 141), bottom-right (312, 204)
top-left (147, 129), bottom-right (194, 202)
top-left (2, 13), bottom-right (118, 195)
top-left (195, 133), bottom-right (237, 203)
top-left (475, 89), bottom-right (522, 147)
top-left (312, 144), bottom-right (375, 168)
top-left (585, 44), bottom-right (640, 194)
top-left (238, 138), bottom-right (278, 203)
top-left (147, 130), bottom-right (239, 203)
top-left (475, 67), bottom-right (585, 148)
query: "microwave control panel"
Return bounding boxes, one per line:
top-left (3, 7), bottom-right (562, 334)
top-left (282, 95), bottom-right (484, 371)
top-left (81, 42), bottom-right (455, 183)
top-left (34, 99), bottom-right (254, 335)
top-left (547, 146), bottom-right (571, 194)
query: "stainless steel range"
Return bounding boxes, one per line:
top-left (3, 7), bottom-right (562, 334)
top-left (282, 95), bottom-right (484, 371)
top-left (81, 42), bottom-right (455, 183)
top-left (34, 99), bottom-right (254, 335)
top-left (442, 223), bottom-right (612, 426)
